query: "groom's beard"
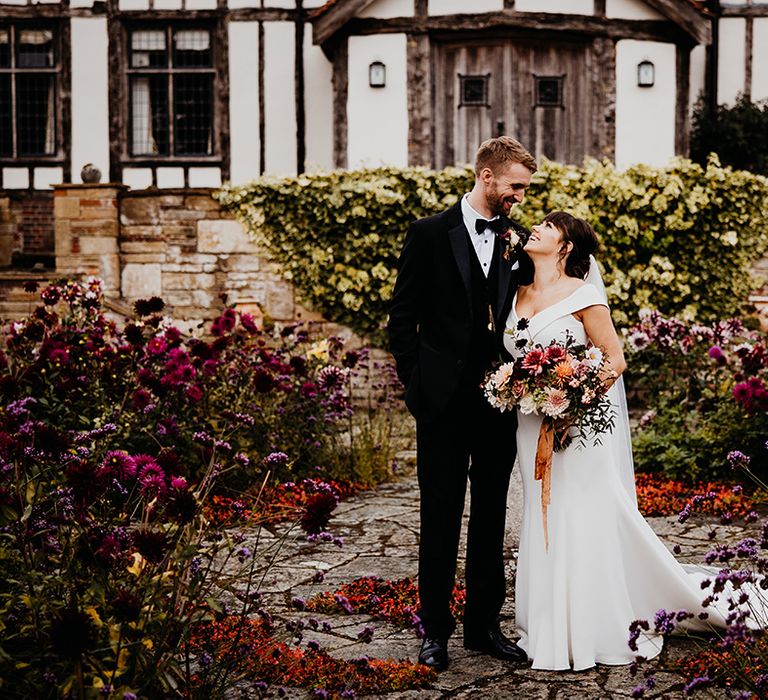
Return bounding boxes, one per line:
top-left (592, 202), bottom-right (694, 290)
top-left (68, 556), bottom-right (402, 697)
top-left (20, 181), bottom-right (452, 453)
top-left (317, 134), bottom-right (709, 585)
top-left (485, 187), bottom-right (514, 218)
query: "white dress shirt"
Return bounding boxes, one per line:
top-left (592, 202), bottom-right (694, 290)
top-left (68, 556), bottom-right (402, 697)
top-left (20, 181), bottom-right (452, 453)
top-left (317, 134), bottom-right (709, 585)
top-left (461, 194), bottom-right (496, 278)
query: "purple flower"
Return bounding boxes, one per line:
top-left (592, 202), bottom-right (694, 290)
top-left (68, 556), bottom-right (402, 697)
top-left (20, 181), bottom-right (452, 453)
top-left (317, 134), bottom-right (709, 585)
top-left (334, 594), bottom-right (354, 614)
top-left (683, 675), bottom-right (712, 695)
top-left (357, 625), bottom-right (375, 643)
top-left (707, 345), bottom-right (726, 364)
top-left (307, 640), bottom-right (320, 652)
top-left (292, 596), bottom-right (306, 610)
top-left (264, 452), bottom-right (289, 469)
top-left (727, 451), bottom-right (751, 470)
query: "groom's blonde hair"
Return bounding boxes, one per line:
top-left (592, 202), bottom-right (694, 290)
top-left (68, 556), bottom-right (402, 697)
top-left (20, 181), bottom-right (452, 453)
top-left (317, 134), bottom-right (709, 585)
top-left (475, 136), bottom-right (537, 176)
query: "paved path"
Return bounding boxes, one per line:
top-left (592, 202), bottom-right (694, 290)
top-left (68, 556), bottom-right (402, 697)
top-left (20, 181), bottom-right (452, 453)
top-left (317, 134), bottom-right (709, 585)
top-left (234, 458), bottom-right (762, 699)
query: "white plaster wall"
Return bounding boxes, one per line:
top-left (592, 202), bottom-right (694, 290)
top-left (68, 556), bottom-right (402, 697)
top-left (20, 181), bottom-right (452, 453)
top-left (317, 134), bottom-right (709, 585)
top-left (264, 22), bottom-right (297, 175)
top-left (156, 167), bottom-right (184, 188)
top-left (0, 0), bottom-right (29, 5)
top-left (304, 33), bottom-right (334, 171)
top-left (347, 34), bottom-right (408, 168)
top-left (717, 18), bottom-right (746, 105)
top-left (34, 167), bottom-right (63, 189)
top-left (428, 0), bottom-right (502, 15)
top-left (615, 40), bottom-right (676, 168)
top-left (606, 0), bottom-right (664, 20)
top-left (359, 0), bottom-right (413, 18)
top-left (123, 168), bottom-right (153, 189)
top-left (689, 43), bottom-right (707, 111)
top-left (118, 0), bottom-right (149, 9)
top-left (752, 18), bottom-right (768, 101)
top-left (69, 0), bottom-right (94, 7)
top-left (186, 0), bottom-right (216, 8)
top-left (189, 167), bottom-right (222, 187)
top-left (228, 21), bottom-right (261, 183)
top-left (71, 18), bottom-right (110, 185)
top-left (153, 0), bottom-right (181, 8)
top-left (515, 0), bottom-right (592, 14)
top-left (2, 169), bottom-right (29, 188)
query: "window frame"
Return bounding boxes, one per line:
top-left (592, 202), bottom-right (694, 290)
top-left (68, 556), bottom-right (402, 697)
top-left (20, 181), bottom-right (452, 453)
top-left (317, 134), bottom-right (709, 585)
top-left (120, 20), bottom-right (223, 167)
top-left (0, 20), bottom-right (66, 165)
top-left (533, 74), bottom-right (566, 109)
top-left (458, 73), bottom-right (491, 109)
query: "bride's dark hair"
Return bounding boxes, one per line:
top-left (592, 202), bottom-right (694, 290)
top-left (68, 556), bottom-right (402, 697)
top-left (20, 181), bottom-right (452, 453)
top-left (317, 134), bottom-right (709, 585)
top-left (544, 211), bottom-right (599, 279)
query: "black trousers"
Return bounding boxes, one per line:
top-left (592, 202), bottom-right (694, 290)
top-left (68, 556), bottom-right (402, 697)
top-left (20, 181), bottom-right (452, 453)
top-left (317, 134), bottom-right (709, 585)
top-left (416, 382), bottom-right (517, 640)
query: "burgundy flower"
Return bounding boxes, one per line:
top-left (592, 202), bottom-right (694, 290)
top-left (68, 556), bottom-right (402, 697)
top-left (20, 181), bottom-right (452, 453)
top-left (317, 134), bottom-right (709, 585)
top-left (131, 388), bottom-right (153, 411)
top-left (35, 423), bottom-right (70, 456)
top-left (124, 323), bottom-right (145, 346)
top-left (110, 589), bottom-right (142, 622)
top-left (185, 384), bottom-right (203, 402)
top-left (300, 491), bottom-right (338, 535)
top-left (133, 296), bottom-right (165, 317)
top-left (132, 528), bottom-right (168, 564)
top-left (253, 367), bottom-right (275, 393)
top-left (98, 451), bottom-right (137, 483)
top-left (166, 488), bottom-right (197, 523)
top-left (342, 350), bottom-right (360, 369)
top-left (41, 286), bottom-right (60, 306)
top-left (49, 609), bottom-right (95, 658)
top-left (708, 345), bottom-right (726, 364)
top-left (318, 366), bottom-right (347, 391)
top-left (156, 448), bottom-right (183, 475)
top-left (240, 312), bottom-right (259, 333)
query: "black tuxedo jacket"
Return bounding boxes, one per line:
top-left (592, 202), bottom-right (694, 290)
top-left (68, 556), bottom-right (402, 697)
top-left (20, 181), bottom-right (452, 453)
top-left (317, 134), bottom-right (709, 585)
top-left (387, 201), bottom-right (526, 422)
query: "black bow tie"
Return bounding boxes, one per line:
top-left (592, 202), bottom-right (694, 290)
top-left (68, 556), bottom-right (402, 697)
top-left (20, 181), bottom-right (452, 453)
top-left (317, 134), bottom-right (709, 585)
top-left (475, 217), bottom-right (507, 235)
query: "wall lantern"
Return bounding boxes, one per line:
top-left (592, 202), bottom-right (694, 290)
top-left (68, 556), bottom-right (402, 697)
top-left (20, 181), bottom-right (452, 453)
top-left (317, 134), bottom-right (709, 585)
top-left (369, 61), bottom-right (386, 88)
top-left (637, 60), bottom-right (655, 88)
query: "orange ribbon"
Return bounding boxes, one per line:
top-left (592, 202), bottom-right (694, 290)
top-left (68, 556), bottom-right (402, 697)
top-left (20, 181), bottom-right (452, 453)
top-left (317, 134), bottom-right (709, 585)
top-left (534, 420), bottom-right (555, 552)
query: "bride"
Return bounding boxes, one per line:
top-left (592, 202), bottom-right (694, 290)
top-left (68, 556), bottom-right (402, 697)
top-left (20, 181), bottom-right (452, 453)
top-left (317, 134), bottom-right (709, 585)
top-left (505, 211), bottom-right (761, 671)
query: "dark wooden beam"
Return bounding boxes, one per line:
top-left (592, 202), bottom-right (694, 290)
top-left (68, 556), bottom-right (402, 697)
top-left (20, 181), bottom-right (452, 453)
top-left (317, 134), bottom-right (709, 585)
top-left (721, 5), bottom-right (768, 18)
top-left (675, 43), bottom-right (691, 157)
top-left (258, 18), bottom-right (265, 175)
top-left (340, 13), bottom-right (694, 46)
top-left (642, 0), bottom-right (711, 44)
top-left (504, 0), bottom-right (515, 8)
top-left (312, 0), bottom-right (376, 46)
top-left (215, 7), bottom-right (231, 182)
top-left (744, 16), bottom-right (753, 101)
top-left (331, 36), bottom-right (348, 169)
top-left (415, 0), bottom-right (428, 19)
top-left (406, 32), bottom-right (431, 167)
top-left (594, 0), bottom-right (606, 18)
top-left (228, 8), bottom-right (297, 22)
top-left (107, 0), bottom-right (122, 183)
top-left (295, 0), bottom-right (306, 174)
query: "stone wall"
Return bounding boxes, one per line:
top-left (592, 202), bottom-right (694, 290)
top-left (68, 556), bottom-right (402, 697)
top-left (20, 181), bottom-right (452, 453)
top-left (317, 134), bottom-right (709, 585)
top-left (41, 184), bottom-right (345, 338)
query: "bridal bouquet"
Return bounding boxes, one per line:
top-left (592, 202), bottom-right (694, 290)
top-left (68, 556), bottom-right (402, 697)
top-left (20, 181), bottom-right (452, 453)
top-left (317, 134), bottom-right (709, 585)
top-left (483, 332), bottom-right (617, 451)
top-left (483, 333), bottom-right (618, 550)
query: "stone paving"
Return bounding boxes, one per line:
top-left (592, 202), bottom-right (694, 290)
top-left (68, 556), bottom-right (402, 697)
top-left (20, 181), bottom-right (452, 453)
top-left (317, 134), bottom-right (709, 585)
top-left (239, 459), bottom-right (757, 699)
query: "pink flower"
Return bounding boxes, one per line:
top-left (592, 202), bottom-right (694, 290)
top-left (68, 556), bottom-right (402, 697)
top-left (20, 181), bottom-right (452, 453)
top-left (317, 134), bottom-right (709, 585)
top-left (522, 349), bottom-right (546, 376)
top-left (544, 345), bottom-right (567, 364)
top-left (541, 388), bottom-right (570, 417)
top-left (147, 337), bottom-right (167, 355)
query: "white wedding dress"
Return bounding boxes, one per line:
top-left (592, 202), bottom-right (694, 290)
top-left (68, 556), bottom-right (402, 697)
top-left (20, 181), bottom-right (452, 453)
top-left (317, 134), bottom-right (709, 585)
top-left (504, 283), bottom-right (758, 671)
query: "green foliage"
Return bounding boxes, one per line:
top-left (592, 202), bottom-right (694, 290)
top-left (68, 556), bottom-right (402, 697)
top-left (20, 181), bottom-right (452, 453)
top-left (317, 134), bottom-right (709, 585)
top-left (216, 158), bottom-right (768, 341)
top-left (625, 312), bottom-right (768, 481)
top-left (691, 94), bottom-right (768, 176)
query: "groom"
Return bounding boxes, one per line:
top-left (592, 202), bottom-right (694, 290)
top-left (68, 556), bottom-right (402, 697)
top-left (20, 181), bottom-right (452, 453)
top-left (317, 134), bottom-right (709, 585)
top-left (387, 137), bottom-right (536, 671)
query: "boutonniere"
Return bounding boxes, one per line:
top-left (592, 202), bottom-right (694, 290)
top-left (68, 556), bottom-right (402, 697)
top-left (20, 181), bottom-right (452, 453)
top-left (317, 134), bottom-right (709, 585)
top-left (497, 221), bottom-right (531, 261)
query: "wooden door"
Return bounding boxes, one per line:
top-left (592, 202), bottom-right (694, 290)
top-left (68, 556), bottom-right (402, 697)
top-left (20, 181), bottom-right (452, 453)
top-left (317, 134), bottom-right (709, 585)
top-left (433, 35), bottom-right (612, 168)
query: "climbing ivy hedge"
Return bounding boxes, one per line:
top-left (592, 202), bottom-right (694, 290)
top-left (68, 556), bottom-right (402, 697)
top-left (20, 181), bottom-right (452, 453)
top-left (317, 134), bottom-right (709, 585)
top-left (215, 157), bottom-right (768, 342)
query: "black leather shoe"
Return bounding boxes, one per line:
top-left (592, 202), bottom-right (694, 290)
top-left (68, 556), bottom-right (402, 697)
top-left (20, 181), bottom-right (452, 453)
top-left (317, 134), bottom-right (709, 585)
top-left (463, 625), bottom-right (527, 662)
top-left (418, 636), bottom-right (449, 671)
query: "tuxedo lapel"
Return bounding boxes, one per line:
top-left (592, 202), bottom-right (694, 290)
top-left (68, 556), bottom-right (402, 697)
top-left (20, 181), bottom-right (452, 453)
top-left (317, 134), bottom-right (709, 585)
top-left (446, 205), bottom-right (473, 316)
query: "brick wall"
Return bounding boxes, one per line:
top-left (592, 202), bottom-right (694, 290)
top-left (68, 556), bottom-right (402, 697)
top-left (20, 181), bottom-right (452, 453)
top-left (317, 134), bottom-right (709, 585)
top-left (19, 193), bottom-right (54, 254)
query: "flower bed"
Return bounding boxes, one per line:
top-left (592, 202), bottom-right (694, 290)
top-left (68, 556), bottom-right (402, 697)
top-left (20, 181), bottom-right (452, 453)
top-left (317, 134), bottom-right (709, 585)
top-left (189, 615), bottom-right (436, 698)
top-left (635, 473), bottom-right (766, 519)
top-left (0, 280), bottom-right (406, 697)
top-left (306, 575), bottom-right (466, 633)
